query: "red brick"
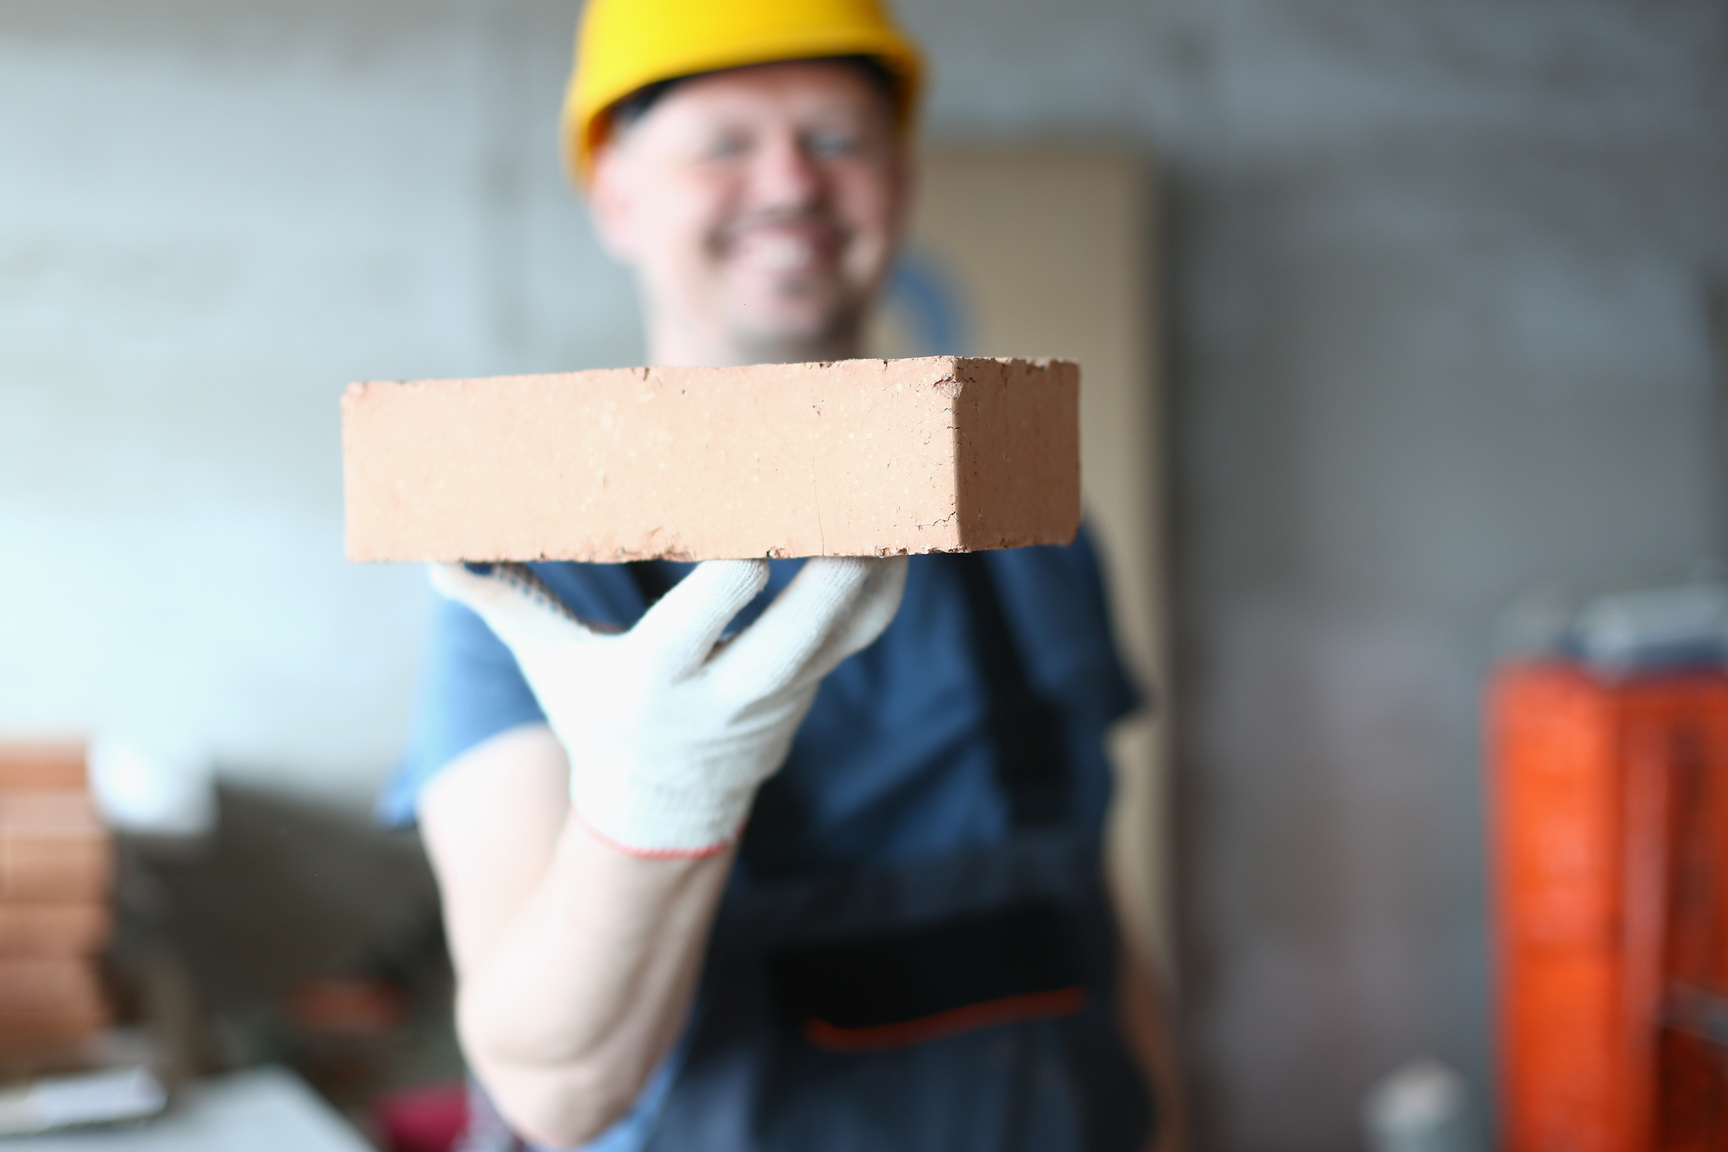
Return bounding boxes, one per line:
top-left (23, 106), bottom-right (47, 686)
top-left (343, 356), bottom-right (1080, 562)
top-left (0, 904), bottom-right (110, 958)
top-left (0, 744), bottom-right (86, 792)
top-left (0, 794), bottom-right (112, 904)
top-left (0, 957), bottom-right (107, 1023)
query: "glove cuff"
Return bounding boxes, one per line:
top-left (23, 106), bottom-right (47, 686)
top-left (569, 770), bottom-right (753, 859)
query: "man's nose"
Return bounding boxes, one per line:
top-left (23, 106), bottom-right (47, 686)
top-left (748, 133), bottom-right (825, 211)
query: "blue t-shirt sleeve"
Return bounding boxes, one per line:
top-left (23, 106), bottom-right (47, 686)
top-left (989, 527), bottom-right (1145, 728)
top-left (376, 596), bottom-right (546, 827)
top-left (1066, 526), bottom-right (1145, 724)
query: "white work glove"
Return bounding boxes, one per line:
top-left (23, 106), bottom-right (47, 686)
top-left (430, 557), bottom-right (908, 857)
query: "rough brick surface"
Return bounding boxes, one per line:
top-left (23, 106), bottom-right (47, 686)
top-left (0, 794), bottom-right (112, 903)
top-left (0, 744), bottom-right (85, 792)
top-left (342, 356), bottom-right (1080, 563)
top-left (0, 904), bottom-right (109, 958)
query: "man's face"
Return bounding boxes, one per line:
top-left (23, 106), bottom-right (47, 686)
top-left (589, 60), bottom-right (909, 365)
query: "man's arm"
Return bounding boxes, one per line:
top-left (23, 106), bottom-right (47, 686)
top-left (419, 724), bottom-right (733, 1149)
top-left (417, 557), bottom-right (904, 1146)
top-left (1118, 941), bottom-right (1189, 1152)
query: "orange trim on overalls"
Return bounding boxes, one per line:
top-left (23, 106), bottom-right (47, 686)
top-left (801, 985), bottom-right (1088, 1054)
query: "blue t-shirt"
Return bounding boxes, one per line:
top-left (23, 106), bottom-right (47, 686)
top-left (380, 532), bottom-right (1141, 1148)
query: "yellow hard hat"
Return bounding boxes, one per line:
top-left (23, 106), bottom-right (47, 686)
top-left (561, 0), bottom-right (924, 185)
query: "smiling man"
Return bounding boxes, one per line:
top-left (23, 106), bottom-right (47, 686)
top-left (589, 59), bottom-right (905, 366)
top-left (383, 2), bottom-right (1169, 1150)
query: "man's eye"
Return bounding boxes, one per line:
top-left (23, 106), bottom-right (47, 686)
top-left (805, 129), bottom-right (860, 159)
top-left (703, 133), bottom-right (749, 160)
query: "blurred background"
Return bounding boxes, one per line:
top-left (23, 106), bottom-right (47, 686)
top-left (2, 0), bottom-right (1725, 1149)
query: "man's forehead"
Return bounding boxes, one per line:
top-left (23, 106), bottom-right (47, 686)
top-left (641, 60), bottom-right (893, 128)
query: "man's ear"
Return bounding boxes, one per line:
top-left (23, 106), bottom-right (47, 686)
top-left (586, 137), bottom-right (638, 263)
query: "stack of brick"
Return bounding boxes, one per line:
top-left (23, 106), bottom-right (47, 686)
top-left (0, 743), bottom-right (113, 1071)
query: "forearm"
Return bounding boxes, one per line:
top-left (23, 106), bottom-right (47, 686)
top-left (457, 822), bottom-right (732, 1144)
top-left (420, 727), bottom-right (734, 1148)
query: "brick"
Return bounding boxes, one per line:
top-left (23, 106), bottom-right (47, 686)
top-left (0, 1024), bottom-right (104, 1072)
top-left (0, 744), bottom-right (86, 792)
top-left (0, 958), bottom-right (107, 1023)
top-left (0, 794), bottom-right (112, 904)
top-left (343, 356), bottom-right (1080, 562)
top-left (0, 904), bottom-right (110, 958)
top-left (0, 956), bottom-right (111, 1066)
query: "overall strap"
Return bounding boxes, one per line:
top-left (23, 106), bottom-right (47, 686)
top-left (626, 559), bottom-right (674, 609)
top-left (948, 552), bottom-right (1072, 828)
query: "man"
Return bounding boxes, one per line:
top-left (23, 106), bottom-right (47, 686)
top-left (381, 1), bottom-right (1171, 1148)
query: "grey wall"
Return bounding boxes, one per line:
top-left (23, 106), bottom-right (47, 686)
top-left (2, 0), bottom-right (1725, 1148)
top-left (1148, 7), bottom-right (1725, 1150)
top-left (0, 0), bottom-right (639, 804)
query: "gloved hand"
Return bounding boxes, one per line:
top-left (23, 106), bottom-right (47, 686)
top-left (430, 557), bottom-right (908, 857)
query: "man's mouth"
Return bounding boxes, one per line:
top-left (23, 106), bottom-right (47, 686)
top-left (718, 218), bottom-right (844, 278)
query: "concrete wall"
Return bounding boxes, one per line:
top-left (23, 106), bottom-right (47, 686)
top-left (0, 0), bottom-right (638, 805)
top-left (2, 0), bottom-right (1725, 1147)
top-left (1128, 5), bottom-right (1727, 1149)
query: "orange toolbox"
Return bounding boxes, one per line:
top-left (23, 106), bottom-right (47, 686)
top-left (1491, 662), bottom-right (1728, 1152)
